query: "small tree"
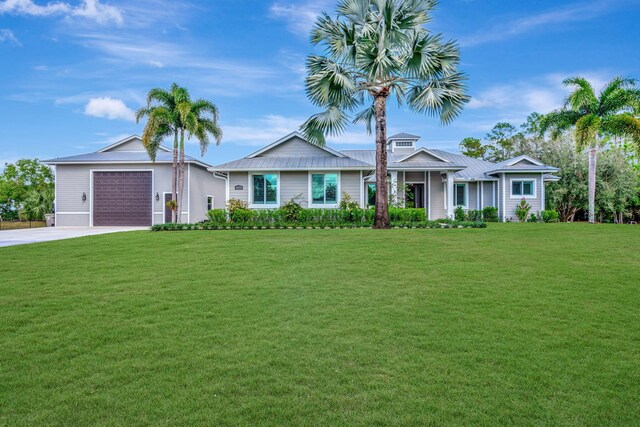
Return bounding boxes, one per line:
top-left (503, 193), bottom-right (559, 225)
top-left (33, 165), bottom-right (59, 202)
top-left (514, 198), bottom-right (532, 222)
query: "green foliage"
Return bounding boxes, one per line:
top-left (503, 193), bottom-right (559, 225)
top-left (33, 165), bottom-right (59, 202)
top-left (339, 192), bottom-right (360, 211)
top-left (388, 208), bottom-right (426, 222)
top-left (230, 208), bottom-right (252, 223)
top-left (541, 210), bottom-right (559, 223)
top-left (20, 186), bottom-right (54, 221)
top-left (466, 210), bottom-right (484, 221)
top-left (0, 159), bottom-right (54, 220)
top-left (206, 209), bottom-right (227, 223)
top-left (281, 196), bottom-right (304, 222)
top-left (459, 137), bottom-right (486, 159)
top-left (226, 198), bottom-right (248, 218)
top-left (482, 207), bottom-right (498, 222)
top-left (515, 198), bottom-right (532, 222)
top-left (454, 206), bottom-right (466, 221)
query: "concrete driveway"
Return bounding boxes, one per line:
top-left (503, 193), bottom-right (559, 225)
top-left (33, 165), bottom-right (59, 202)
top-left (0, 226), bottom-right (149, 247)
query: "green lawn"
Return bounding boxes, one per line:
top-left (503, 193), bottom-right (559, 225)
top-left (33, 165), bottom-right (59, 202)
top-left (1, 224), bottom-right (639, 425)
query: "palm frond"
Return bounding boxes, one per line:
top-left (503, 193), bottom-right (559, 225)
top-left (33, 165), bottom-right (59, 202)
top-left (305, 55), bottom-right (359, 109)
top-left (574, 114), bottom-right (601, 150)
top-left (300, 106), bottom-right (349, 146)
top-left (406, 72), bottom-right (469, 124)
top-left (563, 76), bottom-right (598, 113)
top-left (353, 103), bottom-right (376, 134)
top-left (601, 114), bottom-right (640, 148)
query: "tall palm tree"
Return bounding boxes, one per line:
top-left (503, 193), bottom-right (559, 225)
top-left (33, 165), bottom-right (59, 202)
top-left (300, 0), bottom-right (469, 228)
top-left (540, 77), bottom-right (640, 223)
top-left (136, 84), bottom-right (222, 223)
top-left (176, 98), bottom-right (223, 215)
top-left (136, 84), bottom-right (185, 222)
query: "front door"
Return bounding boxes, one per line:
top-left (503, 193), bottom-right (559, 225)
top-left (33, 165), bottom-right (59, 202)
top-left (406, 184), bottom-right (425, 208)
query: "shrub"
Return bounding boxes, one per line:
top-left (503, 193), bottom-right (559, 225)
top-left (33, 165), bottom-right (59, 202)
top-left (454, 206), bottom-right (466, 222)
top-left (389, 207), bottom-right (426, 222)
top-left (207, 209), bottom-right (227, 223)
top-left (541, 209), bottom-right (559, 223)
top-left (281, 196), bottom-right (304, 221)
top-left (515, 198), bottom-right (532, 222)
top-left (482, 206), bottom-right (499, 222)
top-left (230, 208), bottom-right (252, 223)
top-left (227, 198), bottom-right (248, 217)
top-left (466, 210), bottom-right (483, 221)
top-left (528, 212), bottom-right (540, 223)
top-left (339, 192), bottom-right (360, 211)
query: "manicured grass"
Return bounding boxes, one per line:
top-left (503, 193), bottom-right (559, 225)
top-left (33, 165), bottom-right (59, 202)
top-left (1, 224), bottom-right (639, 425)
top-left (0, 220), bottom-right (45, 231)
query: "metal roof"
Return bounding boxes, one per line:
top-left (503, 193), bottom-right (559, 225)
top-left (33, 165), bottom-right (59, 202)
top-left (43, 151), bottom-right (212, 168)
top-left (213, 155), bottom-right (372, 171)
top-left (388, 132), bottom-right (421, 139)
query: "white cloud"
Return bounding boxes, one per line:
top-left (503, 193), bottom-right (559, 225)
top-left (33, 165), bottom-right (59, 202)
top-left (0, 0), bottom-right (123, 25)
top-left (269, 0), bottom-right (332, 35)
top-left (0, 28), bottom-right (20, 44)
top-left (222, 114), bottom-right (372, 147)
top-left (468, 71), bottom-right (614, 115)
top-left (460, 0), bottom-right (619, 47)
top-left (84, 97), bottom-right (135, 121)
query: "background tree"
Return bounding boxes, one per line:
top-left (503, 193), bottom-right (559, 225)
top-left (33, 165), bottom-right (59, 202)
top-left (21, 186), bottom-right (55, 221)
top-left (540, 76), bottom-right (640, 223)
top-left (484, 122), bottom-right (525, 162)
top-left (459, 137), bottom-right (486, 159)
top-left (300, 0), bottom-right (468, 228)
top-left (137, 84), bottom-right (222, 223)
top-left (0, 159), bottom-right (54, 220)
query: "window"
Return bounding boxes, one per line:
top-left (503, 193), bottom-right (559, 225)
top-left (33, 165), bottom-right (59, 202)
top-left (367, 183), bottom-right (377, 206)
top-left (395, 140), bottom-right (413, 147)
top-left (252, 174), bottom-right (278, 205)
top-left (311, 173), bottom-right (338, 205)
top-left (454, 183), bottom-right (467, 207)
top-left (207, 196), bottom-right (214, 211)
top-left (511, 180), bottom-right (535, 197)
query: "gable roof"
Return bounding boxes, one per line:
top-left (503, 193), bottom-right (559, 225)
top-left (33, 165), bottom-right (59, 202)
top-left (396, 147), bottom-right (451, 163)
top-left (245, 132), bottom-right (345, 159)
top-left (97, 135), bottom-right (171, 153)
top-left (486, 155), bottom-right (559, 174)
top-left (388, 132), bottom-right (420, 140)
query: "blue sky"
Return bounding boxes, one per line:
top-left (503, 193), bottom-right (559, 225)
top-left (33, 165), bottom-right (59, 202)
top-left (1, 0), bottom-right (639, 167)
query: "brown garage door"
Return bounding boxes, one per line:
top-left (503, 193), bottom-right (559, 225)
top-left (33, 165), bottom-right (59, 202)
top-left (93, 171), bottom-right (152, 226)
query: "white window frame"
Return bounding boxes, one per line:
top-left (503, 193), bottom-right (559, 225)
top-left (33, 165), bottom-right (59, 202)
top-left (454, 182), bottom-right (468, 209)
top-left (510, 178), bottom-right (537, 199)
top-left (249, 172), bottom-right (280, 208)
top-left (308, 171), bottom-right (341, 208)
top-left (207, 195), bottom-right (214, 211)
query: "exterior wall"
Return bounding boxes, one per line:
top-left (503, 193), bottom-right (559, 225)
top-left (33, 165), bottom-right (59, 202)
top-left (341, 171), bottom-right (361, 205)
top-left (503, 173), bottom-right (544, 221)
top-left (258, 136), bottom-right (334, 157)
top-left (429, 171), bottom-right (446, 219)
top-left (228, 172), bottom-right (249, 203)
top-left (482, 181), bottom-right (496, 208)
top-left (393, 147), bottom-right (415, 155)
top-left (108, 139), bottom-right (147, 152)
top-left (55, 163), bottom-right (196, 226)
top-left (188, 164), bottom-right (226, 222)
top-left (467, 182), bottom-right (478, 211)
top-left (281, 172), bottom-right (309, 207)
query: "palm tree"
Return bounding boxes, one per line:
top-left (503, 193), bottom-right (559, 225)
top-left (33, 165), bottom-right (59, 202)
top-left (136, 84), bottom-right (184, 222)
top-left (540, 77), bottom-right (640, 223)
top-left (300, 0), bottom-right (469, 228)
top-left (137, 84), bottom-right (222, 223)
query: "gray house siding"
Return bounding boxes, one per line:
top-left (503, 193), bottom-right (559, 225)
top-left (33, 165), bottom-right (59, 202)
top-left (188, 164), bottom-right (226, 222)
top-left (258, 136), bottom-right (334, 157)
top-left (341, 171), bottom-right (361, 205)
top-left (55, 163), bottom-right (189, 226)
top-left (503, 173), bottom-right (543, 221)
top-left (107, 138), bottom-right (149, 152)
top-left (228, 172), bottom-right (249, 203)
top-left (281, 172), bottom-right (309, 207)
top-left (429, 171), bottom-right (446, 219)
top-left (483, 181), bottom-right (495, 208)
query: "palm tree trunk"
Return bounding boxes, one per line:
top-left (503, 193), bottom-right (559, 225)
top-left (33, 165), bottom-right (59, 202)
top-left (588, 147), bottom-right (597, 224)
top-left (177, 129), bottom-right (186, 224)
top-left (171, 131), bottom-right (178, 223)
top-left (373, 91), bottom-right (390, 229)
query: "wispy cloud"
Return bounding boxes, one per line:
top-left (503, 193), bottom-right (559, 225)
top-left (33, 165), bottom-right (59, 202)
top-left (460, 0), bottom-right (621, 47)
top-left (269, 0), bottom-right (332, 35)
top-left (222, 114), bottom-right (372, 147)
top-left (0, 28), bottom-right (20, 45)
top-left (84, 97), bottom-right (135, 121)
top-left (0, 0), bottom-right (123, 25)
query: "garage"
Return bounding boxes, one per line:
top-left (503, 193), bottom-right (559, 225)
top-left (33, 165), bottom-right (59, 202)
top-left (93, 171), bottom-right (152, 226)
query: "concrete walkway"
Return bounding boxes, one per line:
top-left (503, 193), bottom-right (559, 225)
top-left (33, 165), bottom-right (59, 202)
top-left (0, 226), bottom-right (149, 247)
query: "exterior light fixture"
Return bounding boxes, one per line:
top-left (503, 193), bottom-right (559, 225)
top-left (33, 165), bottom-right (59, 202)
top-left (156, 192), bottom-right (160, 201)
top-left (82, 192), bottom-right (87, 202)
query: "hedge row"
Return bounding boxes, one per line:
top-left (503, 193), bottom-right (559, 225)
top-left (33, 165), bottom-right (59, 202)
top-left (152, 220), bottom-right (487, 231)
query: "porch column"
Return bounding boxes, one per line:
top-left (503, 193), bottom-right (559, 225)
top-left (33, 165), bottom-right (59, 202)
top-left (446, 171), bottom-right (455, 219)
top-left (390, 171), bottom-right (398, 206)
